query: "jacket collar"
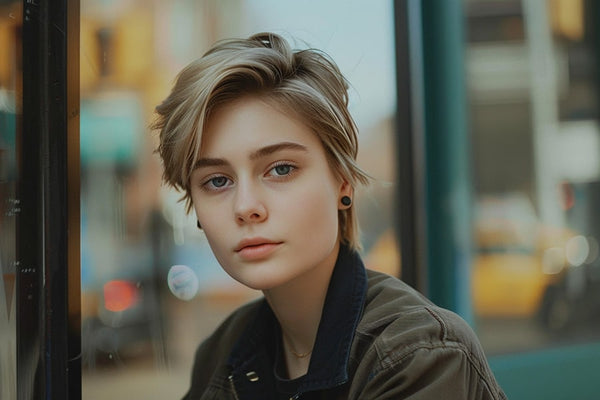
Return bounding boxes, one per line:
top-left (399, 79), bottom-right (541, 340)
top-left (227, 244), bottom-right (368, 395)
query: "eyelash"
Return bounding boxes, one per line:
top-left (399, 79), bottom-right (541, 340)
top-left (200, 162), bottom-right (298, 192)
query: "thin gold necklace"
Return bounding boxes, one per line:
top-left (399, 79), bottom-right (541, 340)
top-left (285, 340), bottom-right (313, 358)
top-left (289, 348), bottom-right (312, 358)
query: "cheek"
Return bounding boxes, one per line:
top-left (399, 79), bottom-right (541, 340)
top-left (192, 198), bottom-right (226, 239)
top-left (193, 203), bottom-right (232, 265)
top-left (283, 183), bottom-right (340, 238)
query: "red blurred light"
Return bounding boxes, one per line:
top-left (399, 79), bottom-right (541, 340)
top-left (559, 182), bottom-right (575, 211)
top-left (103, 280), bottom-right (139, 312)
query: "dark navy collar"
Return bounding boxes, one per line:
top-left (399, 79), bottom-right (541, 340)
top-left (227, 244), bottom-right (368, 397)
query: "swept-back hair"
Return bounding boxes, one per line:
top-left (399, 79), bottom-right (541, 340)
top-left (153, 32), bottom-right (370, 250)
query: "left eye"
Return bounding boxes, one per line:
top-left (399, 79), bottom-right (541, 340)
top-left (272, 165), bottom-right (293, 176)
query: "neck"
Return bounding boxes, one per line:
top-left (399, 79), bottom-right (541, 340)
top-left (263, 241), bottom-right (340, 379)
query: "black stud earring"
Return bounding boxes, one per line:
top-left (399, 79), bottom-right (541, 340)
top-left (341, 196), bottom-right (352, 207)
top-left (196, 220), bottom-right (202, 230)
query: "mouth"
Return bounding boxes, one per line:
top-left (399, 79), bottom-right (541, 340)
top-left (234, 238), bottom-right (279, 251)
top-left (235, 238), bottom-right (282, 260)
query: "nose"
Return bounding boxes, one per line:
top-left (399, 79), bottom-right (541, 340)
top-left (233, 182), bottom-right (267, 225)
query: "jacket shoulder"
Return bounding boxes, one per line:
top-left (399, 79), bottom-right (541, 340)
top-left (349, 270), bottom-right (506, 399)
top-left (360, 270), bottom-right (477, 344)
top-left (358, 269), bottom-right (438, 334)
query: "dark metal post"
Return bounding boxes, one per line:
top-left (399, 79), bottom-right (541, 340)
top-left (19, 0), bottom-right (80, 398)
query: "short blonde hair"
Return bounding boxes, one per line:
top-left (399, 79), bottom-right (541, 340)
top-left (153, 32), bottom-right (370, 250)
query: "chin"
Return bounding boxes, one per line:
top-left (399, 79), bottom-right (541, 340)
top-left (241, 281), bottom-right (279, 291)
top-left (228, 268), bottom-right (296, 291)
top-left (234, 274), bottom-right (286, 291)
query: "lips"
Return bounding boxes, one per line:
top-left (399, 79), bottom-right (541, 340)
top-left (235, 237), bottom-right (278, 251)
top-left (235, 238), bottom-right (282, 260)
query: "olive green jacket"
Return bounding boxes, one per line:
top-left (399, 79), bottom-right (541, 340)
top-left (183, 247), bottom-right (506, 400)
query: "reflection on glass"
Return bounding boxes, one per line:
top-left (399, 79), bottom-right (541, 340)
top-left (0, 2), bottom-right (21, 399)
top-left (466, 0), bottom-right (600, 355)
top-left (80, 1), bottom-right (396, 398)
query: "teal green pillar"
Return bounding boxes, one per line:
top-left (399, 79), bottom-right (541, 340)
top-left (420, 0), bottom-right (473, 321)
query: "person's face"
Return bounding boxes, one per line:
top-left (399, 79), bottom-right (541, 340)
top-left (190, 97), bottom-right (351, 290)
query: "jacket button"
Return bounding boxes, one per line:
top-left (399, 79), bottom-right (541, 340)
top-left (246, 371), bottom-right (259, 382)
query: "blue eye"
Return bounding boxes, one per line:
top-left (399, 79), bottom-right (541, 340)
top-left (210, 176), bottom-right (228, 187)
top-left (197, 172), bottom-right (232, 193)
top-left (273, 165), bottom-right (292, 176)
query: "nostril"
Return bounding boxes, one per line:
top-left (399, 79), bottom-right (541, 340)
top-left (234, 202), bottom-right (267, 223)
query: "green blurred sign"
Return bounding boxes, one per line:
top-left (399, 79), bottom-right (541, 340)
top-left (80, 90), bottom-right (143, 165)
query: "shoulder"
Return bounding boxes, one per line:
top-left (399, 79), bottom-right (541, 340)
top-left (348, 270), bottom-right (506, 399)
top-left (360, 269), bottom-right (476, 348)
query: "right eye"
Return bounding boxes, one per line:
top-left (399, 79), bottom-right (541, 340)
top-left (210, 176), bottom-right (228, 187)
top-left (203, 175), bottom-right (232, 191)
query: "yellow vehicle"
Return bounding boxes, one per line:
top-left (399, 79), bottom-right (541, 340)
top-left (366, 193), bottom-right (587, 330)
top-left (472, 194), bottom-right (577, 322)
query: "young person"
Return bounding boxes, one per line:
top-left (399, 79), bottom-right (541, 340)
top-left (154, 32), bottom-right (506, 400)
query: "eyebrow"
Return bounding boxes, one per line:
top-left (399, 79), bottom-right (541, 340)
top-left (249, 142), bottom-right (308, 160)
top-left (194, 142), bottom-right (308, 169)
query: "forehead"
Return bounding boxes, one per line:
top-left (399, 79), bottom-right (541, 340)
top-left (200, 96), bottom-right (323, 156)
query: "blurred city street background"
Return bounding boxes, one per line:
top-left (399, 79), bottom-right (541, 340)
top-left (2, 0), bottom-right (600, 399)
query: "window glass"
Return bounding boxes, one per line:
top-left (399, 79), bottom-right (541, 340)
top-left (80, 1), bottom-right (396, 398)
top-left (466, 0), bottom-right (600, 355)
top-left (0, 2), bottom-right (20, 399)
